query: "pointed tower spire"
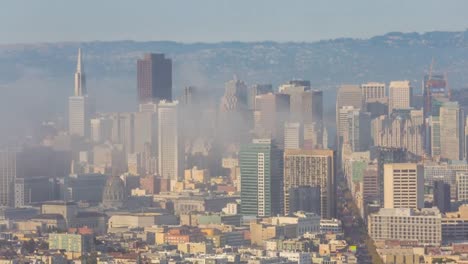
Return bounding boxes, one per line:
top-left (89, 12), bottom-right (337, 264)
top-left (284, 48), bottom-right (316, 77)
top-left (77, 48), bottom-right (83, 73)
top-left (74, 48), bottom-right (86, 96)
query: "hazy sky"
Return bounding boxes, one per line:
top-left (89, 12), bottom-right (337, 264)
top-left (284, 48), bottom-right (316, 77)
top-left (1, 0), bottom-right (467, 44)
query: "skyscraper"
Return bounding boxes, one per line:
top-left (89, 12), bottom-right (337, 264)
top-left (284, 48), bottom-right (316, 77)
top-left (423, 74), bottom-right (448, 118)
top-left (0, 150), bottom-right (16, 207)
top-left (361, 82), bottom-right (386, 103)
top-left (384, 163), bottom-right (424, 209)
top-left (375, 147), bottom-right (407, 206)
top-left (137, 53), bottom-right (172, 103)
top-left (68, 48), bottom-right (90, 137)
top-left (284, 122), bottom-right (302, 150)
top-left (345, 110), bottom-right (371, 152)
top-left (439, 101), bottom-right (465, 161)
top-left (240, 139), bottom-right (283, 217)
top-left (254, 93), bottom-right (290, 145)
top-left (389, 81), bottom-right (412, 113)
top-left (336, 85), bottom-right (363, 150)
top-left (283, 149), bottom-right (335, 218)
top-left (248, 84), bottom-right (272, 110)
top-left (372, 110), bottom-right (424, 157)
top-left (158, 100), bottom-right (182, 187)
top-left (433, 180), bottom-right (451, 213)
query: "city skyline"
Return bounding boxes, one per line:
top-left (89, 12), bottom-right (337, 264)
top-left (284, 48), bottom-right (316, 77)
top-left (2, 3), bottom-right (468, 263)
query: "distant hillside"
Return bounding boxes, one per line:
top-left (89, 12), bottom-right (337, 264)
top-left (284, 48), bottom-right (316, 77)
top-left (0, 30), bottom-right (467, 142)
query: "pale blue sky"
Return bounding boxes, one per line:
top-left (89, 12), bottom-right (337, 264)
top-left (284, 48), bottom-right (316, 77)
top-left (1, 0), bottom-right (467, 43)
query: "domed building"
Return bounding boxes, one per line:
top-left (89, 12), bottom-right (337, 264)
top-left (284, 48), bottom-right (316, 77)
top-left (102, 176), bottom-right (126, 208)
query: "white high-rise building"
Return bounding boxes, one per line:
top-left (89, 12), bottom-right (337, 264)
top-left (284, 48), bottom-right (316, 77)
top-left (389, 81), bottom-right (412, 113)
top-left (158, 101), bottom-right (182, 186)
top-left (69, 96), bottom-right (90, 137)
top-left (69, 48), bottom-right (90, 137)
top-left (384, 163), bottom-right (424, 209)
top-left (0, 150), bottom-right (16, 206)
top-left (284, 122), bottom-right (302, 150)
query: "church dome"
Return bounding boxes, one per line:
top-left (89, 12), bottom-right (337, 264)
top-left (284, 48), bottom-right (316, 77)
top-left (102, 176), bottom-right (126, 208)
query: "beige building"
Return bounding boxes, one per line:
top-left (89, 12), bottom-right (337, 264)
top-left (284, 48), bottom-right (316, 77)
top-left (283, 149), bottom-right (335, 218)
top-left (368, 208), bottom-right (442, 246)
top-left (384, 163), bottom-right (424, 209)
top-left (442, 205), bottom-right (468, 242)
top-left (107, 213), bottom-right (178, 233)
top-left (249, 221), bottom-right (298, 247)
top-left (389, 81), bottom-right (412, 113)
top-left (184, 166), bottom-right (210, 183)
top-left (361, 82), bottom-right (386, 103)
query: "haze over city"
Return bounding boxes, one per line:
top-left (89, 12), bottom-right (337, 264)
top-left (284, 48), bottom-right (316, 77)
top-left (0, 1), bottom-right (468, 264)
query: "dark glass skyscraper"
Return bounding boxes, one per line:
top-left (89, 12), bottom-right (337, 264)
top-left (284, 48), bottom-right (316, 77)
top-left (433, 180), bottom-right (451, 213)
top-left (137, 53), bottom-right (172, 103)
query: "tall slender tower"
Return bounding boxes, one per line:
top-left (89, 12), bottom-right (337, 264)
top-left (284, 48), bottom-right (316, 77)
top-left (158, 100), bottom-right (183, 188)
top-left (69, 48), bottom-right (90, 137)
top-left (74, 48), bottom-right (86, 96)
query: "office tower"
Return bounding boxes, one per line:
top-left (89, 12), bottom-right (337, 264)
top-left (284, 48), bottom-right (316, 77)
top-left (303, 90), bottom-right (323, 125)
top-left (303, 123), bottom-right (324, 149)
top-left (119, 113), bottom-right (135, 154)
top-left (384, 163), bottom-right (424, 209)
top-left (221, 78), bottom-right (248, 111)
top-left (279, 81), bottom-right (322, 124)
top-left (456, 172), bottom-right (468, 201)
top-left (283, 149), bottom-right (335, 218)
top-left (0, 150), bottom-right (16, 206)
top-left (240, 139), bottom-right (283, 217)
top-left (439, 101), bottom-right (465, 161)
top-left (376, 147), bottom-right (407, 206)
top-left (288, 186), bottom-right (321, 216)
top-left (345, 110), bottom-right (371, 152)
top-left (284, 122), bottom-right (302, 150)
top-left (362, 165), bottom-right (379, 204)
top-left (389, 81), bottom-right (412, 113)
top-left (336, 85), bottom-right (363, 151)
top-left (254, 93), bottom-right (290, 145)
top-left (219, 78), bottom-right (249, 143)
top-left (69, 49), bottom-right (90, 137)
top-left (134, 111), bottom-right (157, 154)
top-left (368, 208), bottom-right (442, 246)
top-left (158, 101), bottom-right (182, 185)
top-left (361, 82), bottom-right (386, 103)
top-left (137, 53), bottom-right (172, 103)
top-left (433, 180), bottom-right (451, 213)
top-left (248, 84), bottom-right (272, 110)
top-left (90, 116), bottom-right (112, 143)
top-left (429, 116), bottom-right (441, 157)
top-left (372, 110), bottom-right (424, 157)
top-left (336, 106), bottom-right (356, 151)
top-left (336, 85), bottom-right (363, 110)
top-left (68, 96), bottom-right (90, 137)
top-left (423, 74), bottom-right (448, 118)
